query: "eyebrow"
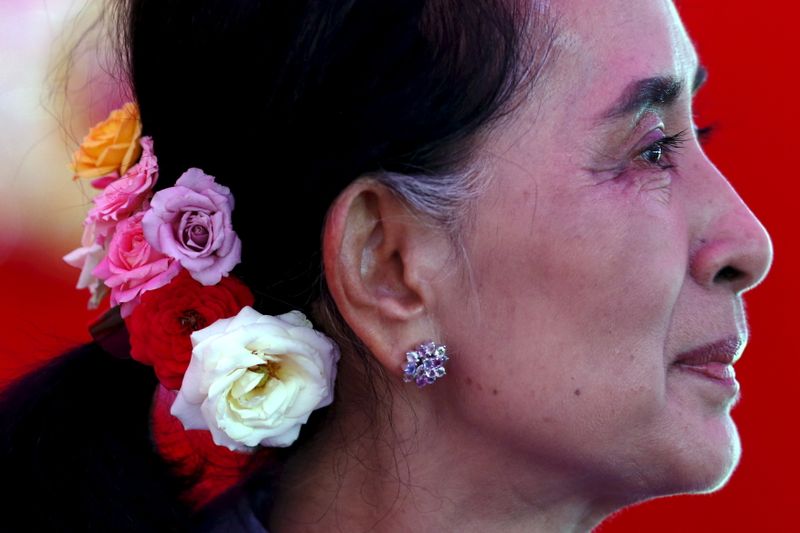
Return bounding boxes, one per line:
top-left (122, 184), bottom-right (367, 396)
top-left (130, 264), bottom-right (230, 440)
top-left (599, 65), bottom-right (708, 122)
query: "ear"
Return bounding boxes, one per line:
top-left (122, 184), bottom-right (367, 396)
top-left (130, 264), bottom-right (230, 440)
top-left (323, 177), bottom-right (449, 377)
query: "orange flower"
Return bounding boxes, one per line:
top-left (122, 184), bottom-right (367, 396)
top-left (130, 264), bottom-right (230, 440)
top-left (71, 102), bottom-right (142, 180)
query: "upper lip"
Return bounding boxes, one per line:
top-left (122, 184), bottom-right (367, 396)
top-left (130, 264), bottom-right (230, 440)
top-left (673, 336), bottom-right (745, 366)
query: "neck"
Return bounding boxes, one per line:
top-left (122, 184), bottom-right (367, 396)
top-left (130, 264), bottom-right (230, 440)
top-left (268, 388), bottom-right (625, 532)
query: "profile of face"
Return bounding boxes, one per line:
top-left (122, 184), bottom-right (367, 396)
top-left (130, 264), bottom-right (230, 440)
top-left (424, 0), bottom-right (773, 505)
top-left (317, 0), bottom-right (775, 527)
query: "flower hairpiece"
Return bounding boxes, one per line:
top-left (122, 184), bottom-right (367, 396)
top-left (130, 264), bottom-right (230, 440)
top-left (172, 307), bottom-right (339, 452)
top-left (71, 102), bottom-right (142, 181)
top-left (64, 103), bottom-right (339, 457)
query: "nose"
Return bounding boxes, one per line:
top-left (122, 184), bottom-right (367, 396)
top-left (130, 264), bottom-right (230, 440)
top-left (689, 163), bottom-right (773, 294)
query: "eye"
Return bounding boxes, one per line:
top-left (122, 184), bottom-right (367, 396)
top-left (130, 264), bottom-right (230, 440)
top-left (641, 143), bottom-right (664, 165)
top-left (637, 129), bottom-right (688, 170)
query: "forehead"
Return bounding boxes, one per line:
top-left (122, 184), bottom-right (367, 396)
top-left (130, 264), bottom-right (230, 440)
top-left (555, 0), bottom-right (695, 68)
top-left (539, 0), bottom-right (698, 122)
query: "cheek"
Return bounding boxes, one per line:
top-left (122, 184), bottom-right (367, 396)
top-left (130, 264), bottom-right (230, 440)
top-left (438, 177), bottom-right (689, 462)
top-left (461, 182), bottom-right (684, 373)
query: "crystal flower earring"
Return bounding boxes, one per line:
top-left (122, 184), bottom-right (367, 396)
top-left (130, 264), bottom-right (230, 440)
top-left (402, 341), bottom-right (448, 387)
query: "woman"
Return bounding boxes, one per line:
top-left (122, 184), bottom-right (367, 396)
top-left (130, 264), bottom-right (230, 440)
top-left (0, 0), bottom-right (773, 531)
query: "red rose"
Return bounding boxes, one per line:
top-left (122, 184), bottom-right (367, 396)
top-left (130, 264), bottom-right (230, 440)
top-left (151, 387), bottom-right (270, 508)
top-left (125, 269), bottom-right (254, 389)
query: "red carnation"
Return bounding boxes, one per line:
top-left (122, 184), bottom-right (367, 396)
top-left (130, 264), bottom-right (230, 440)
top-left (125, 269), bottom-right (254, 389)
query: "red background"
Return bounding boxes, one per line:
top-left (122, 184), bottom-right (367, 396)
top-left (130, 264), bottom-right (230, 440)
top-left (0, 1), bottom-right (797, 530)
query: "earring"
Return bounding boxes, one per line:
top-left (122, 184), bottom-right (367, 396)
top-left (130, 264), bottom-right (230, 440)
top-left (403, 341), bottom-right (448, 387)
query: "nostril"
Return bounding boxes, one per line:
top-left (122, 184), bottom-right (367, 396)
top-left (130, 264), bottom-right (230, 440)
top-left (713, 266), bottom-right (744, 284)
top-left (689, 202), bottom-right (772, 293)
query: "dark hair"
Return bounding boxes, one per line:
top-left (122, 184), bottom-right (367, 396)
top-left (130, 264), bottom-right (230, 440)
top-left (123, 0), bottom-right (552, 313)
top-left (1, 1), bottom-right (554, 529)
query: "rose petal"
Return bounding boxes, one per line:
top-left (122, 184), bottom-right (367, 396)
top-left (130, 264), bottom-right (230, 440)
top-left (171, 307), bottom-right (339, 451)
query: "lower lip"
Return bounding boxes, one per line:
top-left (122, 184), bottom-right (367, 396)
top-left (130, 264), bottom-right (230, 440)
top-left (674, 362), bottom-right (739, 392)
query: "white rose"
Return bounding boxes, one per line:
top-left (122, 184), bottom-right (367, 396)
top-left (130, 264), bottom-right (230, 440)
top-left (170, 306), bottom-right (339, 452)
top-left (62, 223), bottom-right (108, 309)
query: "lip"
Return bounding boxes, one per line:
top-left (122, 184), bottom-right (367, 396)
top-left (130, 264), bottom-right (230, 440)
top-left (673, 336), bottom-right (744, 366)
top-left (672, 336), bottom-right (744, 392)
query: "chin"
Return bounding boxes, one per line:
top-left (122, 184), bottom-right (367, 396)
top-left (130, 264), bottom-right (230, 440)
top-left (663, 415), bottom-right (743, 497)
top-left (614, 414), bottom-right (743, 505)
top-left (690, 428), bottom-right (742, 494)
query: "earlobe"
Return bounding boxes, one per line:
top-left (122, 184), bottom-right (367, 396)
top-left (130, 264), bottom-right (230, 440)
top-left (322, 178), bottom-right (447, 375)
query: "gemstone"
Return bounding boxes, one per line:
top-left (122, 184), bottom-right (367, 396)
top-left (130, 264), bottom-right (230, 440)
top-left (405, 341), bottom-right (449, 387)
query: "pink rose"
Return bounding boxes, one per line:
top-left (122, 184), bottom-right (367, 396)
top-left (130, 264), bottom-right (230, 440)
top-left (86, 136), bottom-right (158, 240)
top-left (93, 211), bottom-right (181, 317)
top-left (90, 174), bottom-right (120, 190)
top-left (142, 168), bottom-right (241, 286)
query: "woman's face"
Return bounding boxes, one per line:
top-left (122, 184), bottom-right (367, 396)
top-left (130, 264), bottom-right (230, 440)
top-left (434, 0), bottom-right (772, 502)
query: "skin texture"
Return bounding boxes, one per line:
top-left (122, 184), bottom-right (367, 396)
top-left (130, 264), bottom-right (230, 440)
top-left (272, 1), bottom-right (773, 531)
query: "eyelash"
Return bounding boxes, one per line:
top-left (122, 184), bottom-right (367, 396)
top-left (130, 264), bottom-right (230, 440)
top-left (636, 123), bottom-right (716, 170)
top-left (695, 124), bottom-right (715, 144)
top-left (638, 129), bottom-right (689, 170)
